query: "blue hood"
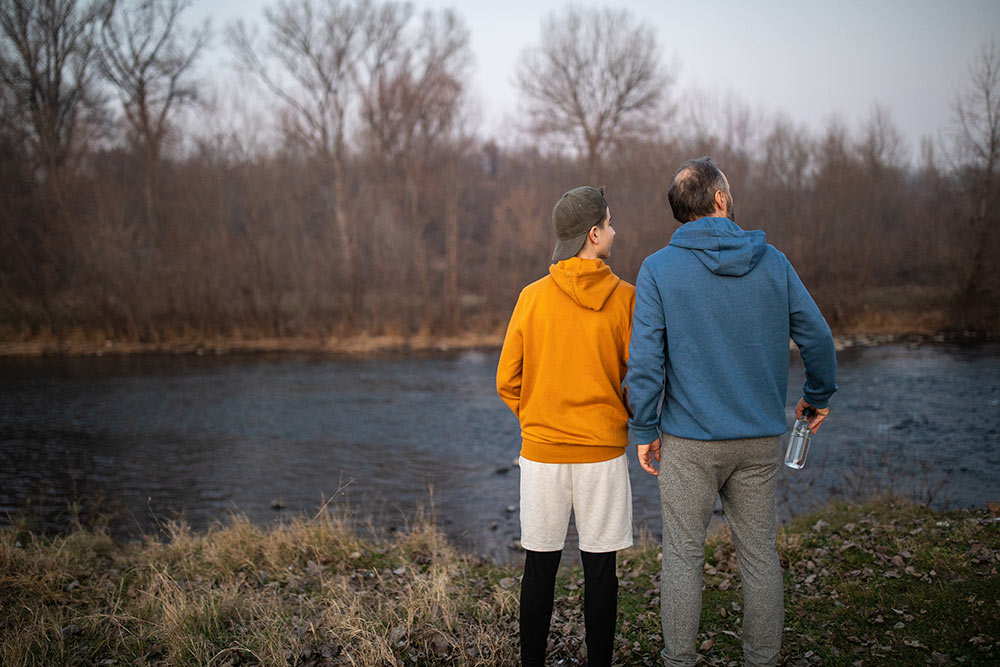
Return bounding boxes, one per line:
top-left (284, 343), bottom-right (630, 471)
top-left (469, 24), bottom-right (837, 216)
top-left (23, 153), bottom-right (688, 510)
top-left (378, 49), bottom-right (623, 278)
top-left (669, 217), bottom-right (767, 276)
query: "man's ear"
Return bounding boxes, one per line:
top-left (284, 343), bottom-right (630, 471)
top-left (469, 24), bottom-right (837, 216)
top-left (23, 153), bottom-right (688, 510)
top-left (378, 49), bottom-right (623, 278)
top-left (589, 225), bottom-right (601, 242)
top-left (714, 189), bottom-right (728, 214)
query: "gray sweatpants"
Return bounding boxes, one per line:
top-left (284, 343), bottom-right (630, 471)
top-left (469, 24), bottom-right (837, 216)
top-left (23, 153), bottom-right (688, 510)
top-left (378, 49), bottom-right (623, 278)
top-left (657, 433), bottom-right (783, 667)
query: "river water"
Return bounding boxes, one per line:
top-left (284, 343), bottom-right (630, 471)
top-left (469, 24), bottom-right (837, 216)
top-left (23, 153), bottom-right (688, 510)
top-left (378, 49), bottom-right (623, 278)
top-left (1, 343), bottom-right (998, 563)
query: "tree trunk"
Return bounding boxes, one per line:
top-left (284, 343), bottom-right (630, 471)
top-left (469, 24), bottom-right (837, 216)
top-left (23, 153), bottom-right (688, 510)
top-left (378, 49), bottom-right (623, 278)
top-left (443, 160), bottom-right (460, 334)
top-left (960, 196), bottom-right (991, 300)
top-left (331, 146), bottom-right (360, 330)
top-left (405, 169), bottom-right (433, 333)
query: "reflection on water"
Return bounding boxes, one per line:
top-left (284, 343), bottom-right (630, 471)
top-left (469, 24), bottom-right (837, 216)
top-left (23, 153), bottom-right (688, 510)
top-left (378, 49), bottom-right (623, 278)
top-left (1, 344), bottom-right (998, 563)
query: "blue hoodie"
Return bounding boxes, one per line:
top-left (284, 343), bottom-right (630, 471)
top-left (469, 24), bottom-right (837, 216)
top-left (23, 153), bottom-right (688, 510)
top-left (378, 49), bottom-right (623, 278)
top-left (626, 217), bottom-right (837, 443)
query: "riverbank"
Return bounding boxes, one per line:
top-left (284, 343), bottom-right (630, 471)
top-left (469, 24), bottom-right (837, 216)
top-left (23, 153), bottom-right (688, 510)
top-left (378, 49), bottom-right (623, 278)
top-left (0, 332), bottom-right (507, 358)
top-left (3, 497), bottom-right (997, 666)
top-left (0, 328), bottom-right (996, 359)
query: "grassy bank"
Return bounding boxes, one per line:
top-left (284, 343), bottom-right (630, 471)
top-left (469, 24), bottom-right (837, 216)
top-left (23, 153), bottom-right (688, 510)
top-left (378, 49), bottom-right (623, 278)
top-left (0, 332), bottom-right (507, 359)
top-left (0, 329), bottom-right (996, 361)
top-left (2, 498), bottom-right (998, 666)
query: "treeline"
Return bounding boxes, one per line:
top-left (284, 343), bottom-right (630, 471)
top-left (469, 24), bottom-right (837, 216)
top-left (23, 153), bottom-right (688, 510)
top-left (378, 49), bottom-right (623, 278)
top-left (1, 0), bottom-right (997, 345)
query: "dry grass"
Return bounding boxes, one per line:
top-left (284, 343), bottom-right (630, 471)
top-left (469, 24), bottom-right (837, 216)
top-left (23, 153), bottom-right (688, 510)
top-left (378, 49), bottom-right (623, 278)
top-left (3, 499), bottom-right (998, 666)
top-left (0, 330), bottom-right (504, 358)
top-left (0, 508), bottom-right (519, 666)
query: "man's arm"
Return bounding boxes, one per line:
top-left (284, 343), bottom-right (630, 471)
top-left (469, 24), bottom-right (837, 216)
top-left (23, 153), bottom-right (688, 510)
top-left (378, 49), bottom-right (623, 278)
top-left (626, 262), bottom-right (667, 474)
top-left (496, 295), bottom-right (525, 417)
top-left (787, 260), bottom-right (837, 416)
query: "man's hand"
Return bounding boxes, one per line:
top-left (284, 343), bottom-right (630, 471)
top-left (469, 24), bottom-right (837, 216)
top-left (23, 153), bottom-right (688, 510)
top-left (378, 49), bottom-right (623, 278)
top-left (637, 437), bottom-right (661, 476)
top-left (795, 398), bottom-right (830, 433)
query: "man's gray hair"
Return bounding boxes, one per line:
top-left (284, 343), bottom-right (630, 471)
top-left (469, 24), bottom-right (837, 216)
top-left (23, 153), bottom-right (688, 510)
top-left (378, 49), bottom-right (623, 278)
top-left (667, 156), bottom-right (728, 223)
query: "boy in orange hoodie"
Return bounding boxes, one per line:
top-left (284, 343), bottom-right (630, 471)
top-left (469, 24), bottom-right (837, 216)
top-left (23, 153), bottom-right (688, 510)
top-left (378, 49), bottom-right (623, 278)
top-left (497, 186), bottom-right (635, 666)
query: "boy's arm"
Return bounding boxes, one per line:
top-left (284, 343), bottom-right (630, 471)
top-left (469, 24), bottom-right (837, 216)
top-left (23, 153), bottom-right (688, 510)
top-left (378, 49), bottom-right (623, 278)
top-left (496, 294), bottom-right (525, 417)
top-left (621, 286), bottom-right (636, 417)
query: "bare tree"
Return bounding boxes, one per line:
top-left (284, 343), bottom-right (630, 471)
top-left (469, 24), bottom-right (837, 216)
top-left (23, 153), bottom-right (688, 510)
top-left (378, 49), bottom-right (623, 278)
top-left (853, 105), bottom-right (908, 290)
top-left (0, 0), bottom-right (105, 191)
top-left (98, 0), bottom-right (209, 231)
top-left (358, 5), bottom-right (471, 331)
top-left (949, 40), bottom-right (1000, 300)
top-left (856, 103), bottom-right (907, 173)
top-left (514, 6), bottom-right (672, 183)
top-left (359, 6), bottom-right (469, 161)
top-left (227, 0), bottom-right (370, 326)
top-left (0, 0), bottom-right (106, 331)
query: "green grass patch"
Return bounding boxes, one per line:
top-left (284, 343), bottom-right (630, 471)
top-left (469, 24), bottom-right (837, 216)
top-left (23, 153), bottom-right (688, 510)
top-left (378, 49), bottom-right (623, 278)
top-left (2, 498), bottom-right (997, 665)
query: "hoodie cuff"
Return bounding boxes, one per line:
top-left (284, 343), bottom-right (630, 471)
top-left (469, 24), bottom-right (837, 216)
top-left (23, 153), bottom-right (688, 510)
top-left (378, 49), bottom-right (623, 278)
top-left (629, 427), bottom-right (660, 447)
top-left (802, 392), bottom-right (832, 409)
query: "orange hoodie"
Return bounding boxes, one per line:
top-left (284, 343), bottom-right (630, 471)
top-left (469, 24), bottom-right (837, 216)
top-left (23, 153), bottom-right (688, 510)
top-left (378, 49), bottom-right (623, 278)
top-left (496, 257), bottom-right (635, 463)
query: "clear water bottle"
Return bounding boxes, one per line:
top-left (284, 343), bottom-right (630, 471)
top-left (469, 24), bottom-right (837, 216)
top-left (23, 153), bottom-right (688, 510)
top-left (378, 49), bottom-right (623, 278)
top-left (784, 407), bottom-right (816, 469)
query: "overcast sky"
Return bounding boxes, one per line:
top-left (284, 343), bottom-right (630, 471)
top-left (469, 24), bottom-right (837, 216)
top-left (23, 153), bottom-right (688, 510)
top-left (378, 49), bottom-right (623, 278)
top-left (189, 0), bottom-right (1000, 158)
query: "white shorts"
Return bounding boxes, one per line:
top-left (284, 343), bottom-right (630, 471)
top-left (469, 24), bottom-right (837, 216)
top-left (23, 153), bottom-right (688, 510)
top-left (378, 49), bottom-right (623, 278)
top-left (519, 454), bottom-right (633, 553)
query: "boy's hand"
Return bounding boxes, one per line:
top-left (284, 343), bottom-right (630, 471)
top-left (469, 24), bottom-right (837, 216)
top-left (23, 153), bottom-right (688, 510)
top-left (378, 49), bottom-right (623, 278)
top-left (637, 437), bottom-right (660, 476)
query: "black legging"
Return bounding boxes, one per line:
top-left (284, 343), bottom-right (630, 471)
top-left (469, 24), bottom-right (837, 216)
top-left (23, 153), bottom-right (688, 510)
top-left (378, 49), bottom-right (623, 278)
top-left (520, 549), bottom-right (618, 666)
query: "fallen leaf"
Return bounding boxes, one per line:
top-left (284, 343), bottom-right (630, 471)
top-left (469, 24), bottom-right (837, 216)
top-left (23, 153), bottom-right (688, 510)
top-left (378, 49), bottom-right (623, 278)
top-left (700, 639), bottom-right (715, 651)
top-left (425, 630), bottom-right (450, 657)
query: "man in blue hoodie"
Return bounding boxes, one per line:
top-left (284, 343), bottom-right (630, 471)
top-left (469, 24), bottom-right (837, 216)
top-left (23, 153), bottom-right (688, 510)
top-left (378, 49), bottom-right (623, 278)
top-left (626, 157), bottom-right (837, 667)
